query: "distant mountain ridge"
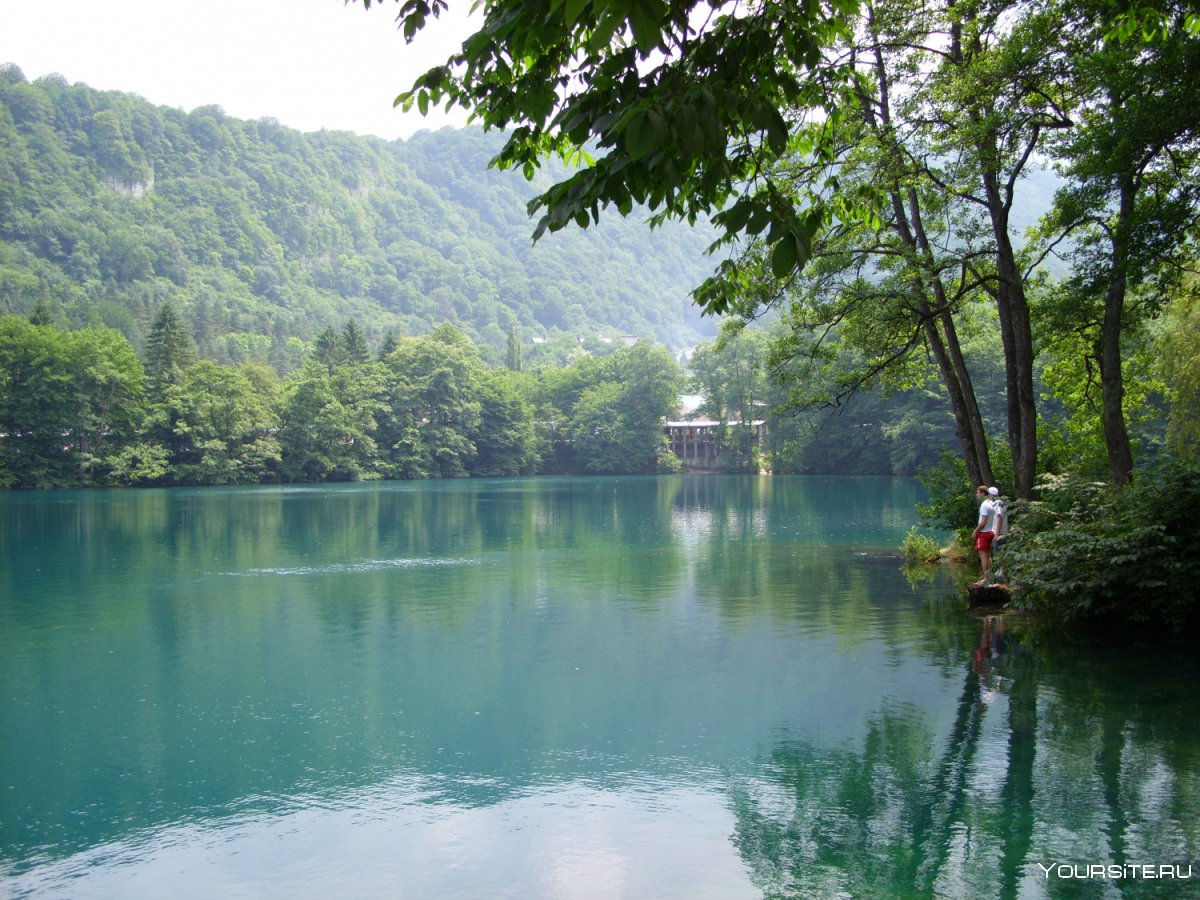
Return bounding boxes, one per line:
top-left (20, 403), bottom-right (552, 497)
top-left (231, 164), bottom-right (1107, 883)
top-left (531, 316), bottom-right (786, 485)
top-left (0, 64), bottom-right (720, 368)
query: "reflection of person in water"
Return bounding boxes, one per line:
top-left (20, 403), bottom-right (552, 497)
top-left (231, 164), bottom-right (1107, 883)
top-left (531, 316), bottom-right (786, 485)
top-left (972, 615), bottom-right (1008, 702)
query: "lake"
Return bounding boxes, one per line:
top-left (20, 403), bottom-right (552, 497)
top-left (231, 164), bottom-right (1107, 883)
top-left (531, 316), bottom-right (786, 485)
top-left (1, 476), bottom-right (1198, 898)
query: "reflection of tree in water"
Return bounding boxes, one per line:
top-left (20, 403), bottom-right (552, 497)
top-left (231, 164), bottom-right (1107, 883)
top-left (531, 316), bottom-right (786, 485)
top-left (731, 619), bottom-right (1200, 898)
top-left (728, 621), bottom-right (1038, 898)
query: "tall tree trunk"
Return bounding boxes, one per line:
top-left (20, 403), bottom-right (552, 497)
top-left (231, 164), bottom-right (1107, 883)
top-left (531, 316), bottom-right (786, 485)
top-left (939, 305), bottom-right (994, 485)
top-left (1100, 177), bottom-right (1136, 486)
top-left (860, 13), bottom-right (996, 488)
top-left (947, 4), bottom-right (1040, 499)
top-left (907, 189), bottom-right (995, 486)
top-left (888, 182), bottom-right (991, 485)
top-left (981, 170), bottom-right (1039, 499)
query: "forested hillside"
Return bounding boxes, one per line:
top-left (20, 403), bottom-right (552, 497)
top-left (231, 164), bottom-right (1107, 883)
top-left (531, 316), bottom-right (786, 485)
top-left (0, 64), bottom-right (718, 367)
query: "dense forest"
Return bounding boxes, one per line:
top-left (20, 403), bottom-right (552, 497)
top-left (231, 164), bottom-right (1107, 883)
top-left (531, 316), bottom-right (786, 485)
top-left (0, 63), bottom-right (719, 362)
top-left (0, 60), bottom-right (997, 491)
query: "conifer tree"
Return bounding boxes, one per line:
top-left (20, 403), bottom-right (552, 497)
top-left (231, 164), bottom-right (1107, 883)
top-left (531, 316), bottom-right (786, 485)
top-left (378, 330), bottom-right (399, 359)
top-left (144, 302), bottom-right (195, 394)
top-left (313, 326), bottom-right (345, 372)
top-left (28, 298), bottom-right (55, 327)
top-left (342, 318), bottom-right (370, 363)
top-left (505, 317), bottom-right (523, 372)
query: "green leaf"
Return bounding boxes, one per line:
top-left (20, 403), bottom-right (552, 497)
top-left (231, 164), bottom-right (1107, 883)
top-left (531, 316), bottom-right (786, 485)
top-left (745, 203), bottom-right (771, 236)
top-left (629, 0), bottom-right (664, 54)
top-left (564, 0), bottom-right (591, 25)
top-left (625, 109), bottom-right (664, 161)
top-left (770, 232), bottom-right (799, 279)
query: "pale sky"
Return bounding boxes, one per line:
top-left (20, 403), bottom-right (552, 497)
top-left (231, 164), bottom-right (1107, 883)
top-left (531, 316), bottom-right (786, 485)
top-left (0, 0), bottom-right (475, 140)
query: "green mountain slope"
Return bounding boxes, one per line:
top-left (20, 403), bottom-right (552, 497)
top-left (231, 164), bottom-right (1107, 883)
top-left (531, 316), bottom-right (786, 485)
top-left (0, 65), bottom-right (719, 367)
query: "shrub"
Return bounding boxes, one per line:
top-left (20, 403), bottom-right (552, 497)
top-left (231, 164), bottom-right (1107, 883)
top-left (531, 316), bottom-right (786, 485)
top-left (1004, 459), bottom-right (1200, 627)
top-left (901, 526), bottom-right (941, 563)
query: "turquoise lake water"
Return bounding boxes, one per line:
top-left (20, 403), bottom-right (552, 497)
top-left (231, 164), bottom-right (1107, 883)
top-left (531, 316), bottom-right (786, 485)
top-left (1, 476), bottom-right (1197, 898)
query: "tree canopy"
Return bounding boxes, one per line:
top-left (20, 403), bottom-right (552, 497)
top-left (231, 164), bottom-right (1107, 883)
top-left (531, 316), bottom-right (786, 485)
top-left (361, 0), bottom-right (1198, 498)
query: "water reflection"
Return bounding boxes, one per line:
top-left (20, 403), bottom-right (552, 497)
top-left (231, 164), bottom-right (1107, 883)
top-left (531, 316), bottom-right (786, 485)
top-left (2, 478), bottom-right (1198, 897)
top-left (729, 614), bottom-right (1200, 899)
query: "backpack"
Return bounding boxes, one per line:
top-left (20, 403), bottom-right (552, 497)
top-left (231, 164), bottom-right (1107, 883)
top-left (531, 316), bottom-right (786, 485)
top-left (993, 499), bottom-right (1008, 537)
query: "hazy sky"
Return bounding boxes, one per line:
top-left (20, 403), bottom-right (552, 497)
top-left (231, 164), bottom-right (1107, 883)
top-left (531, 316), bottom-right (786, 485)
top-left (0, 0), bottom-right (475, 140)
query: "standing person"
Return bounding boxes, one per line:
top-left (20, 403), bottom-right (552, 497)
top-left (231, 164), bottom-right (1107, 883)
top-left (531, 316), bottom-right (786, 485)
top-left (972, 485), bottom-right (997, 579)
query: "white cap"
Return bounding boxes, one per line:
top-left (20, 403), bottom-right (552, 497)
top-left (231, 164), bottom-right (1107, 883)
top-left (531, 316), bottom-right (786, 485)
top-left (987, 486), bottom-right (1000, 496)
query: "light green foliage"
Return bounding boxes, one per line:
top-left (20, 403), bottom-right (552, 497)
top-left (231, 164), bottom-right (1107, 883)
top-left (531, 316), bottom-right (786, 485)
top-left (570, 380), bottom-right (632, 475)
top-left (365, 0), bottom-right (860, 310)
top-left (382, 328), bottom-right (483, 478)
top-left (689, 321), bottom-right (768, 426)
top-left (915, 453), bottom-right (980, 541)
top-left (278, 362), bottom-right (381, 482)
top-left (1, 308), bottom-right (691, 487)
top-left (683, 314), bottom-right (995, 476)
top-left (0, 76), bottom-right (721, 355)
top-left (1036, 325), bottom-right (1165, 476)
top-left (163, 361), bottom-right (281, 485)
top-left (1158, 280), bottom-right (1200, 454)
top-left (689, 323), bottom-right (775, 471)
top-left (504, 317), bottom-right (523, 373)
top-left (63, 326), bottom-right (146, 482)
top-left (1030, 0), bottom-right (1200, 484)
top-left (900, 526), bottom-right (940, 564)
top-left (539, 341), bottom-right (682, 474)
top-left (104, 442), bottom-right (171, 487)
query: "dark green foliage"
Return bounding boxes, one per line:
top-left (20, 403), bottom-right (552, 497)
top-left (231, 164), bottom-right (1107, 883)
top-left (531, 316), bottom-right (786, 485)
top-left (568, 342), bottom-right (683, 475)
top-left (0, 310), bottom-right (691, 488)
top-left (0, 315), bottom-right (145, 488)
top-left (1003, 460), bottom-right (1200, 627)
top-left (471, 371), bottom-right (539, 476)
top-left (0, 316), bottom-right (79, 488)
top-left (342, 319), bottom-right (370, 364)
top-left (28, 297), bottom-right (54, 326)
top-left (144, 302), bottom-right (196, 394)
top-left (313, 326), bottom-right (346, 372)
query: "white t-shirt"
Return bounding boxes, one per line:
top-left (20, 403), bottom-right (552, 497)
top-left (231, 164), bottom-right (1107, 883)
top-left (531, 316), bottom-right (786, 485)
top-left (977, 498), bottom-right (997, 533)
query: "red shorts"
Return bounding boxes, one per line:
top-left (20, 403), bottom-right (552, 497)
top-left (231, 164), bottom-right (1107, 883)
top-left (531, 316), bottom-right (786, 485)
top-left (975, 531), bottom-right (995, 552)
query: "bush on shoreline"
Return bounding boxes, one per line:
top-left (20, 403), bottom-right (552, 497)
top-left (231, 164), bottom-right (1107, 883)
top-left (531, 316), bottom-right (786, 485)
top-left (1002, 459), bottom-right (1200, 628)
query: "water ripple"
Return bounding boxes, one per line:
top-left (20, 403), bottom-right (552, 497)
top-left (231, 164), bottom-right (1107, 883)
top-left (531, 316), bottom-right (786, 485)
top-left (222, 557), bottom-right (481, 577)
